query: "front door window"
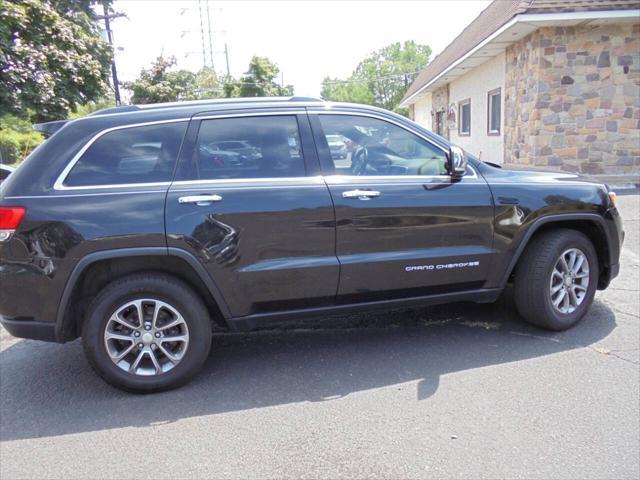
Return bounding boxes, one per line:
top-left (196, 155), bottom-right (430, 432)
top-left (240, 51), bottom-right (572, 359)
top-left (317, 115), bottom-right (448, 177)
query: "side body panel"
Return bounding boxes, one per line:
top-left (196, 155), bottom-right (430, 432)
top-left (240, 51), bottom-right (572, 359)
top-left (308, 110), bottom-right (496, 302)
top-left (325, 173), bottom-right (496, 301)
top-left (476, 164), bottom-right (623, 288)
top-left (165, 112), bottom-right (339, 317)
top-left (0, 114), bottom-right (190, 328)
top-left (0, 187), bottom-right (169, 324)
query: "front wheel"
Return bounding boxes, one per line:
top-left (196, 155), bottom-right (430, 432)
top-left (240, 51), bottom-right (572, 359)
top-left (513, 229), bottom-right (599, 331)
top-left (82, 273), bottom-right (212, 392)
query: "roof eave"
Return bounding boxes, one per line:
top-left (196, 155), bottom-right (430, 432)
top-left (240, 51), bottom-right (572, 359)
top-left (400, 9), bottom-right (640, 108)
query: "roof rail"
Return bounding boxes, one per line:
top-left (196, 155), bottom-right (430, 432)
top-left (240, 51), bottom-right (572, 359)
top-left (89, 105), bottom-right (140, 116)
top-left (90, 96), bottom-right (324, 116)
top-left (288, 96), bottom-right (323, 102)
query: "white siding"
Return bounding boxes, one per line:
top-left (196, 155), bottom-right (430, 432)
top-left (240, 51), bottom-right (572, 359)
top-left (449, 52), bottom-right (506, 163)
top-left (413, 94), bottom-right (432, 130)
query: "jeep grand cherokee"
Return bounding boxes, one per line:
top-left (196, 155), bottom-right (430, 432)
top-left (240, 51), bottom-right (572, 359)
top-left (0, 97), bottom-right (624, 392)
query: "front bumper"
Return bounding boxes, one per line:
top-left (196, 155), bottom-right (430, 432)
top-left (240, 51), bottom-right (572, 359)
top-left (610, 262), bottom-right (620, 280)
top-left (0, 316), bottom-right (57, 342)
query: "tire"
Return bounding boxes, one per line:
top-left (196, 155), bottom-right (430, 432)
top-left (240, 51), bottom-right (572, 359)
top-left (513, 229), bottom-right (598, 331)
top-left (82, 273), bottom-right (212, 392)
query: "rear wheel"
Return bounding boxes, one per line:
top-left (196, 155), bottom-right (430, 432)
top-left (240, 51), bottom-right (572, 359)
top-left (513, 229), bottom-right (598, 331)
top-left (82, 273), bottom-right (212, 392)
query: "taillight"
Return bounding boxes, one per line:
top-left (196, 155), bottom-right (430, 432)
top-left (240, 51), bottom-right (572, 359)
top-left (0, 206), bottom-right (26, 242)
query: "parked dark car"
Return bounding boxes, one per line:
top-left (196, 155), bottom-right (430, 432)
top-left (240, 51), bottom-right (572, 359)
top-left (326, 133), bottom-right (348, 159)
top-left (210, 140), bottom-right (261, 163)
top-left (0, 164), bottom-right (15, 184)
top-left (0, 97), bottom-right (623, 392)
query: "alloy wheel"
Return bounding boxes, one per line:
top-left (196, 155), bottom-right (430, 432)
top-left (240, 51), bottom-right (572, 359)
top-left (103, 299), bottom-right (189, 376)
top-left (549, 248), bottom-right (590, 314)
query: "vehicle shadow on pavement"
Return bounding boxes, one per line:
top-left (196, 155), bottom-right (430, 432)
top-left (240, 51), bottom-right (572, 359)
top-left (0, 296), bottom-right (616, 441)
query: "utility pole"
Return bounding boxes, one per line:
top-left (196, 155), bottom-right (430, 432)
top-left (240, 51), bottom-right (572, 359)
top-left (101, 1), bottom-right (122, 105)
top-left (198, 0), bottom-right (207, 69)
top-left (224, 43), bottom-right (230, 77)
top-left (205, 0), bottom-right (214, 70)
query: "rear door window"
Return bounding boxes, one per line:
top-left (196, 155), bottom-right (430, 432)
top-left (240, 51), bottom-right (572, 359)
top-left (64, 122), bottom-right (187, 187)
top-left (189, 115), bottom-right (306, 180)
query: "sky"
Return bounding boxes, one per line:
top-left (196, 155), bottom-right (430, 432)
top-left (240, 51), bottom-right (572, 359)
top-left (110, 0), bottom-right (492, 98)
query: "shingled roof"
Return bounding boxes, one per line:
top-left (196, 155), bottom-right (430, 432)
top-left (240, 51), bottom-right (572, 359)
top-left (401, 0), bottom-right (640, 104)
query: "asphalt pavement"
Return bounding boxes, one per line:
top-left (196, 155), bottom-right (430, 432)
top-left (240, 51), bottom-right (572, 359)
top-left (1, 193), bottom-right (638, 479)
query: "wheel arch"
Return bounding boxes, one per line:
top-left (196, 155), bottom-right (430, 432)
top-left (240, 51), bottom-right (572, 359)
top-left (500, 213), bottom-right (614, 290)
top-left (55, 247), bottom-right (232, 342)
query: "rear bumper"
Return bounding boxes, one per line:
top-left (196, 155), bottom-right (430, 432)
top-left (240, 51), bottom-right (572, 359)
top-left (0, 316), bottom-right (57, 342)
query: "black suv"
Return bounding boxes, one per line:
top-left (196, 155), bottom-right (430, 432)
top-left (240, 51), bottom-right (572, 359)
top-left (0, 97), bottom-right (623, 392)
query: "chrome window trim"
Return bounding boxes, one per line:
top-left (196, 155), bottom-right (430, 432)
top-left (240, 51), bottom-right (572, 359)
top-left (7, 181), bottom-right (599, 200)
top-left (3, 190), bottom-right (169, 199)
top-left (53, 118), bottom-right (190, 191)
top-left (171, 176), bottom-right (324, 187)
top-left (53, 109), bottom-right (470, 191)
top-left (54, 111), bottom-right (308, 191)
top-left (194, 110), bottom-right (306, 121)
top-left (171, 177), bottom-right (325, 191)
top-left (323, 166), bottom-right (479, 183)
top-left (55, 181), bottom-right (174, 191)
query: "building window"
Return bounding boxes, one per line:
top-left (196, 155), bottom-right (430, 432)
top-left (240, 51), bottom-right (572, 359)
top-left (487, 88), bottom-right (501, 135)
top-left (458, 99), bottom-right (470, 136)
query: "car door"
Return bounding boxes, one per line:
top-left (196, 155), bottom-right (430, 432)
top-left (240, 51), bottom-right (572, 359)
top-left (165, 110), bottom-right (339, 318)
top-left (309, 111), bottom-right (495, 303)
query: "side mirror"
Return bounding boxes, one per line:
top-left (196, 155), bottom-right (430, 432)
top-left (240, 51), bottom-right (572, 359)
top-left (449, 145), bottom-right (467, 179)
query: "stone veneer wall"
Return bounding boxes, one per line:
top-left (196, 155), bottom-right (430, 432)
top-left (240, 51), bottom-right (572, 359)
top-left (504, 23), bottom-right (640, 175)
top-left (431, 85), bottom-right (450, 139)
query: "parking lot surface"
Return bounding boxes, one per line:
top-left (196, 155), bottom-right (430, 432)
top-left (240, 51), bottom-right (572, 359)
top-left (1, 193), bottom-right (638, 479)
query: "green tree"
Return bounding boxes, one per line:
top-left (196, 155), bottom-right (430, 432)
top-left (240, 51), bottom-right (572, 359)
top-left (0, 0), bottom-right (113, 122)
top-left (320, 79), bottom-right (374, 105)
top-left (193, 66), bottom-right (223, 98)
top-left (124, 56), bottom-right (196, 104)
top-left (320, 40), bottom-right (431, 113)
top-left (224, 56), bottom-right (293, 98)
top-left (124, 58), bottom-right (225, 104)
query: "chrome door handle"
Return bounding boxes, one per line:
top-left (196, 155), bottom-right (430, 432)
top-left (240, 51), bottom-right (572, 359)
top-left (178, 194), bottom-right (223, 206)
top-left (342, 189), bottom-right (381, 200)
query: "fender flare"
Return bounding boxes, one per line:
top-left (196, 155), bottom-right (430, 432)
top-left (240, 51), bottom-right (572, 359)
top-left (497, 212), bottom-right (613, 288)
top-left (55, 247), bottom-right (232, 341)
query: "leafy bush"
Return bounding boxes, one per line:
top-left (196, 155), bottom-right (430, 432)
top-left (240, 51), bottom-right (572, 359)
top-left (68, 99), bottom-right (116, 119)
top-left (0, 130), bottom-right (21, 164)
top-left (0, 114), bottom-right (43, 165)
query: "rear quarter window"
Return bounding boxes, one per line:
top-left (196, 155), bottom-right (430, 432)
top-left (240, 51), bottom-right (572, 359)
top-left (63, 122), bottom-right (187, 187)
